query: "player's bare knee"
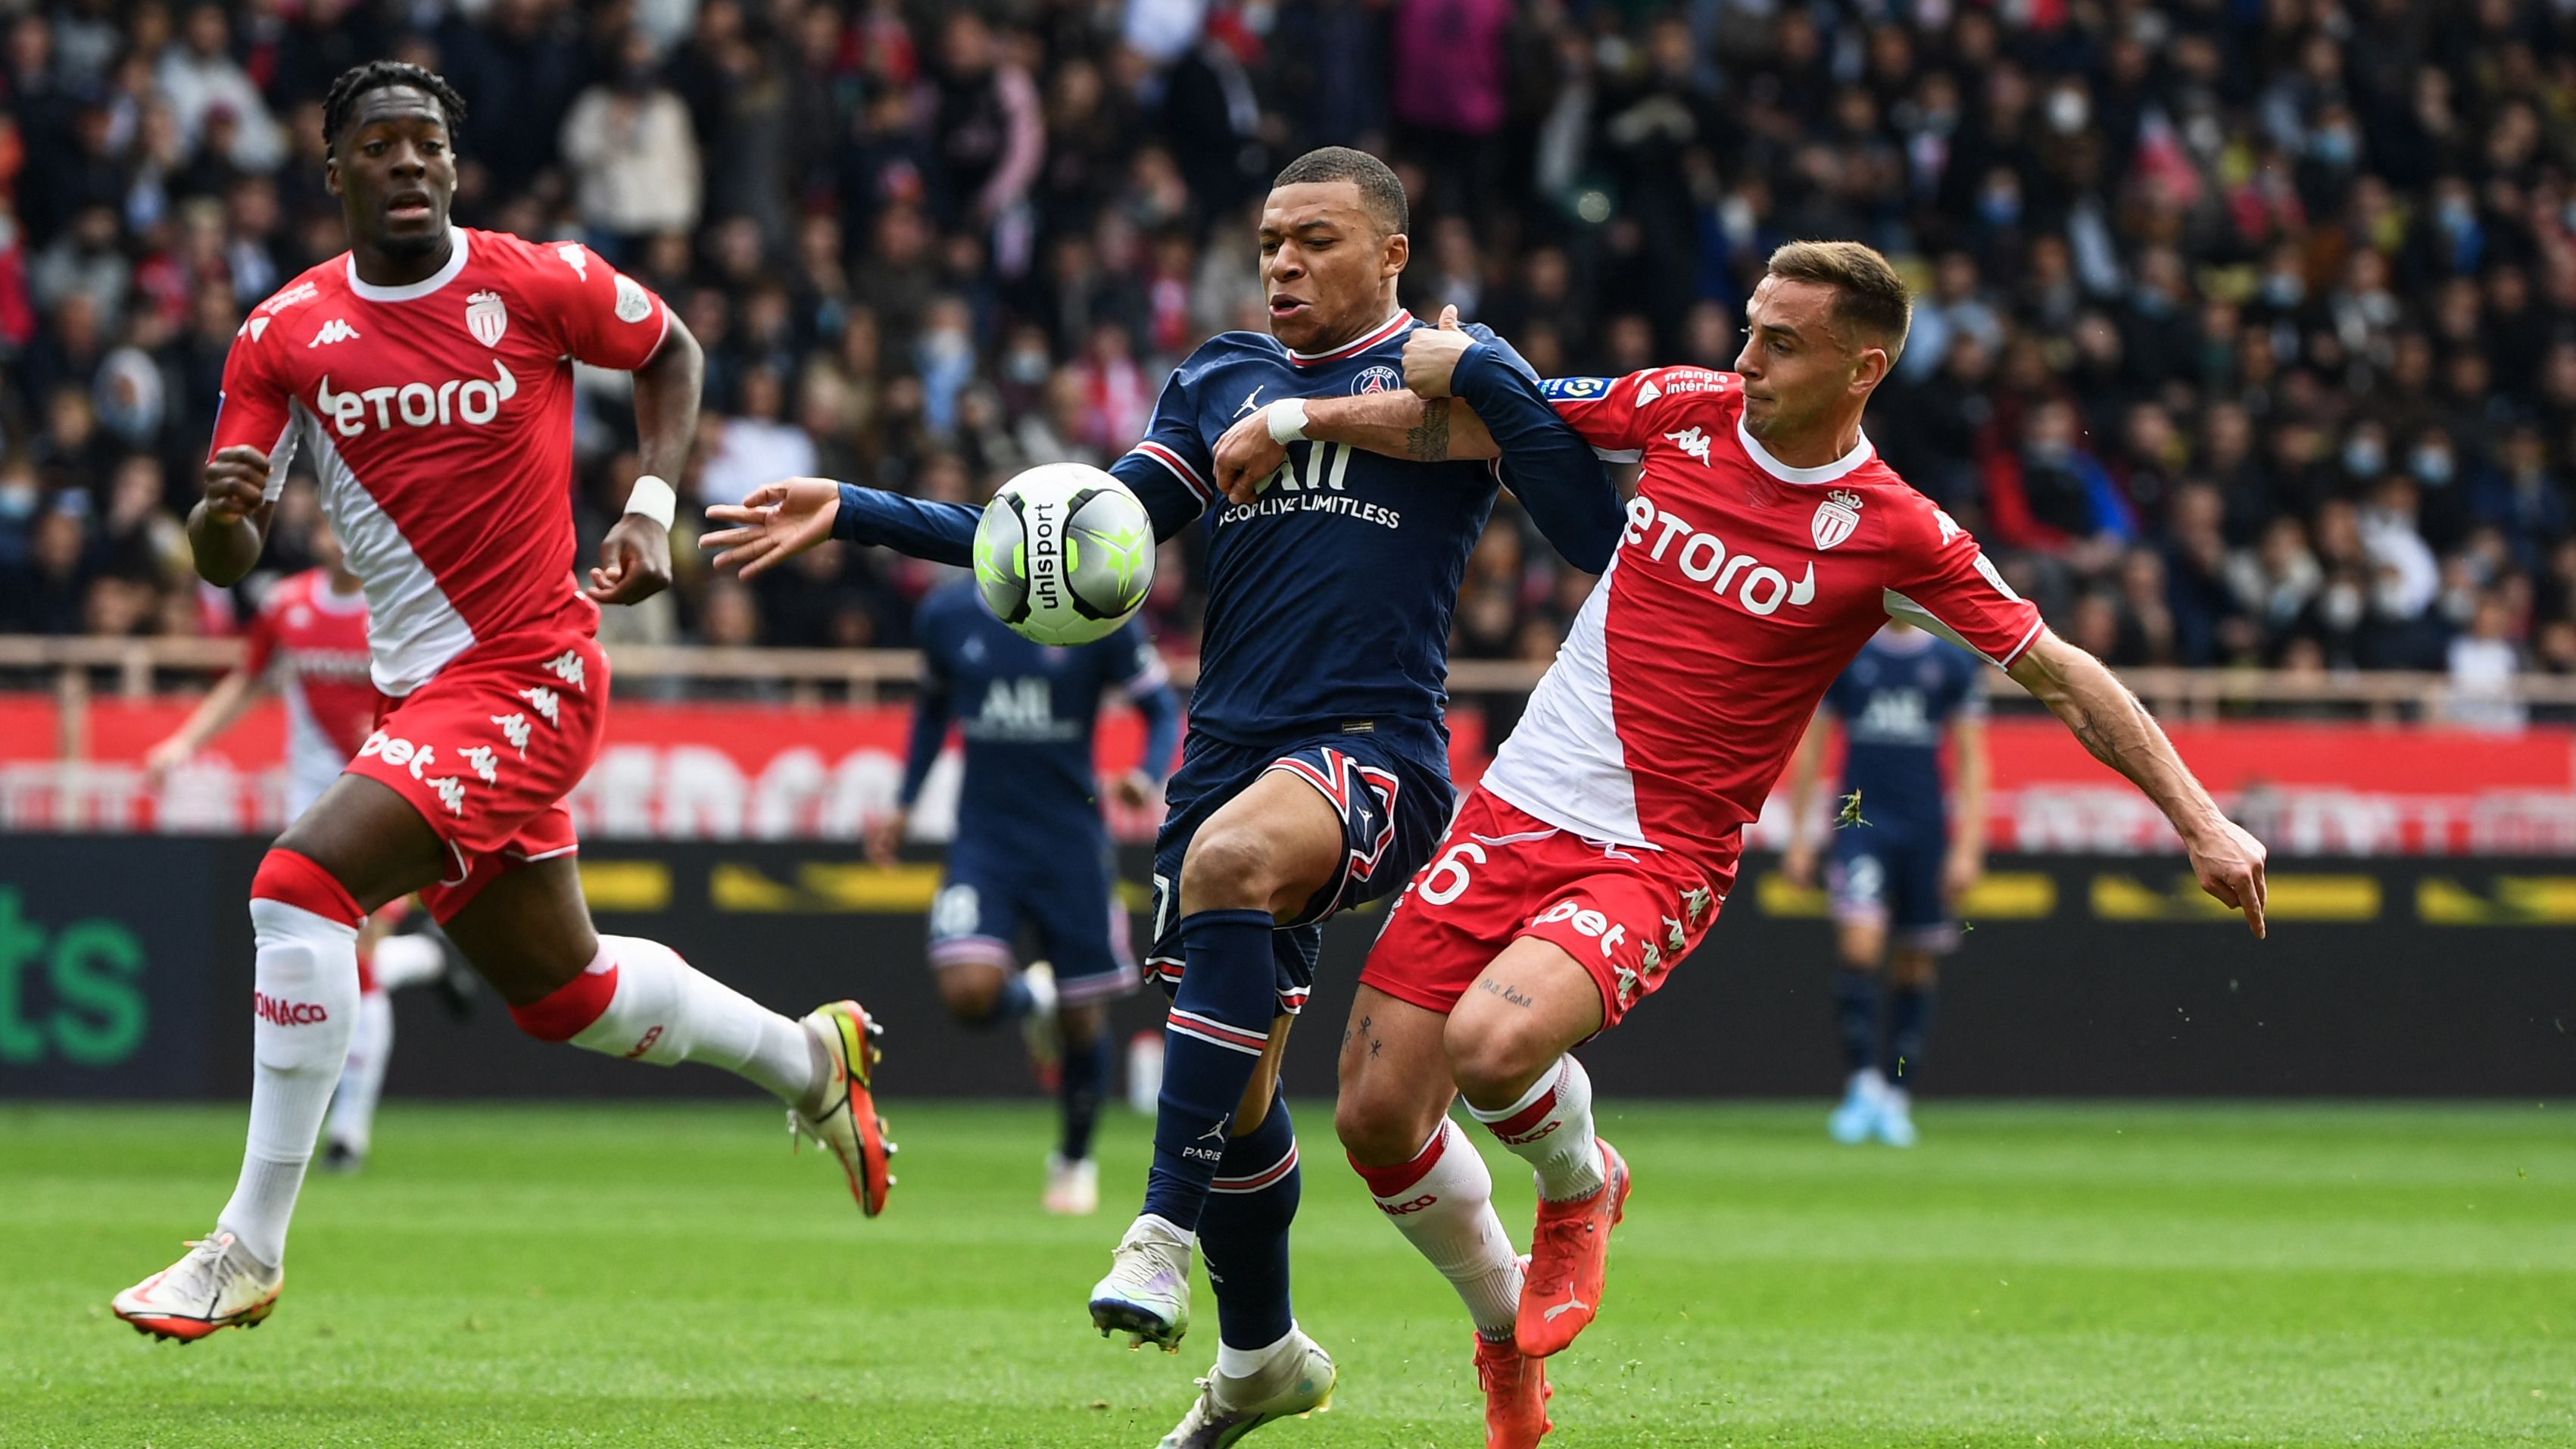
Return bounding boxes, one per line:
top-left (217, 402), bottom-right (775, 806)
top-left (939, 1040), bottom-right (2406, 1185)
top-left (1059, 1001), bottom-right (1108, 1048)
top-left (936, 963), bottom-right (1006, 1023)
top-left (1179, 826), bottom-right (1278, 914)
top-left (1888, 950), bottom-right (1938, 988)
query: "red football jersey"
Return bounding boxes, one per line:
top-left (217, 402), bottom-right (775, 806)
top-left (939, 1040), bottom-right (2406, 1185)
top-left (1482, 367), bottom-right (2044, 878)
top-left (242, 567), bottom-right (375, 773)
top-left (210, 227), bottom-right (672, 695)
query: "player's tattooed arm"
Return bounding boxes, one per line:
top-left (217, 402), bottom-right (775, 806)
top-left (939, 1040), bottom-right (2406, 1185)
top-left (189, 446), bottom-right (277, 586)
top-left (592, 316), bottom-right (704, 604)
top-left (2007, 629), bottom-right (2269, 938)
top-left (1212, 394), bottom-right (1499, 502)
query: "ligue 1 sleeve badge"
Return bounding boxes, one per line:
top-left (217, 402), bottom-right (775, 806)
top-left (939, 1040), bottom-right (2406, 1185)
top-left (1812, 488), bottom-right (1863, 550)
top-left (1352, 364), bottom-right (1402, 395)
top-left (465, 289), bottom-right (508, 348)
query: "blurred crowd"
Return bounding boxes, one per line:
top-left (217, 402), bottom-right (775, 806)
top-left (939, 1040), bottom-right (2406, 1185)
top-left (5, 0), bottom-right (2576, 710)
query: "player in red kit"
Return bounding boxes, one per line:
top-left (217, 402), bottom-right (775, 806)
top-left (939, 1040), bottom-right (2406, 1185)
top-left (1215, 244), bottom-right (2266, 1446)
top-left (111, 63), bottom-right (893, 1344)
top-left (145, 513), bottom-right (474, 1175)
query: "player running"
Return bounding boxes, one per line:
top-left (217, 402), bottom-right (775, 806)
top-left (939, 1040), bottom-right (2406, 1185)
top-left (705, 147), bottom-right (1620, 1444)
top-left (111, 61), bottom-right (892, 1345)
top-left (1264, 241), bottom-right (2266, 1447)
top-left (878, 579), bottom-right (1181, 1216)
top-left (1781, 618), bottom-right (1991, 1148)
top-left (144, 512), bottom-right (474, 1173)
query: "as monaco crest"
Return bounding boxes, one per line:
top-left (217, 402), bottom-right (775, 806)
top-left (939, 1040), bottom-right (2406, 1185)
top-left (1812, 488), bottom-right (1863, 550)
top-left (465, 289), bottom-right (508, 348)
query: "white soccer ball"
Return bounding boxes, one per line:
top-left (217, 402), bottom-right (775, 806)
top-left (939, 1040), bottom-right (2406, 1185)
top-left (972, 464), bottom-right (1156, 646)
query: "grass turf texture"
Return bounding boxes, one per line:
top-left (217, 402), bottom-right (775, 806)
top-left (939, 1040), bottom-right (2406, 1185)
top-left (5, 1101), bottom-right (2571, 1447)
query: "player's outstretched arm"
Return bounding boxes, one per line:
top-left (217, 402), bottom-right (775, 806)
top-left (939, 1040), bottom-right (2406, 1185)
top-left (189, 446), bottom-right (276, 587)
top-left (143, 667), bottom-right (264, 786)
top-left (1779, 711), bottom-right (1830, 889)
top-left (704, 479), bottom-right (981, 576)
top-left (2005, 629), bottom-right (2268, 937)
top-left (588, 314), bottom-right (705, 604)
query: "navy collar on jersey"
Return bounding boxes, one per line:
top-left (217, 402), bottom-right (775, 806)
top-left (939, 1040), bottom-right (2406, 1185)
top-left (1283, 309), bottom-right (1414, 367)
top-left (1736, 414), bottom-right (1874, 486)
top-left (345, 226), bottom-right (472, 303)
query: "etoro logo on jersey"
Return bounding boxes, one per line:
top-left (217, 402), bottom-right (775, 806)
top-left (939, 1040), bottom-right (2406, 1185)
top-left (1622, 495), bottom-right (1818, 616)
top-left (316, 361), bottom-right (519, 437)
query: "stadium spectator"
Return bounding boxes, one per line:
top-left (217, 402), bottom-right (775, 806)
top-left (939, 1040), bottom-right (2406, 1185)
top-left (0, 0), bottom-right (2565, 710)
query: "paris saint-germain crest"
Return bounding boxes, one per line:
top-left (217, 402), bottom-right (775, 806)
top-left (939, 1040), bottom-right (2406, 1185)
top-left (465, 289), bottom-right (508, 348)
top-left (1352, 364), bottom-right (1402, 395)
top-left (1812, 488), bottom-right (1863, 550)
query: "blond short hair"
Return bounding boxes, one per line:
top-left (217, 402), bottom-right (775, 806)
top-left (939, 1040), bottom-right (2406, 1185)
top-left (1767, 240), bottom-right (1913, 364)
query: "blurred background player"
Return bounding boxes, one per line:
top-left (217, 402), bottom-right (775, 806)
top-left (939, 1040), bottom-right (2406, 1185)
top-left (143, 510), bottom-right (473, 1173)
top-left (872, 576), bottom-right (1180, 1216)
top-left (706, 147), bottom-right (1619, 1447)
top-left (1781, 618), bottom-right (1991, 1148)
top-left (111, 61), bottom-right (890, 1345)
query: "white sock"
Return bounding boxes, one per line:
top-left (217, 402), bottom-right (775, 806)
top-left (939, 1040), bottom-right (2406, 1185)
top-left (1469, 1055), bottom-right (1605, 1203)
top-left (569, 935), bottom-right (819, 1107)
top-left (217, 898), bottom-right (360, 1269)
top-left (370, 932), bottom-right (446, 992)
top-left (1215, 1323), bottom-right (1299, 1379)
top-left (326, 988), bottom-right (394, 1154)
top-left (1359, 1119), bottom-right (1525, 1338)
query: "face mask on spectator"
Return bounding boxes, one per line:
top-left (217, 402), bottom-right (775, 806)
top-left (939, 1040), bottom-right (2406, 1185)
top-left (2342, 438), bottom-right (2384, 476)
top-left (2312, 127), bottom-right (2357, 167)
top-left (2027, 438), bottom-right (2073, 467)
top-left (1006, 346), bottom-right (1049, 386)
top-left (0, 479), bottom-right (35, 522)
top-left (2262, 273), bottom-right (2304, 308)
top-left (1979, 186), bottom-right (2021, 226)
top-left (2322, 580), bottom-right (2364, 630)
top-left (2409, 445), bottom-right (2454, 486)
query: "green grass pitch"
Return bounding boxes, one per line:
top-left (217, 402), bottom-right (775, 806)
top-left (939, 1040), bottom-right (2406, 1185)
top-left (6, 1100), bottom-right (2572, 1447)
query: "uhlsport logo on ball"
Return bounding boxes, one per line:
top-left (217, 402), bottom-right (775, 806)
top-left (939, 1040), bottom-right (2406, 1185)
top-left (973, 463), bottom-right (1155, 645)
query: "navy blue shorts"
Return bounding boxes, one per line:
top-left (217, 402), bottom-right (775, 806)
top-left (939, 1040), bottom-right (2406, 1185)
top-left (1145, 721), bottom-right (1452, 1016)
top-left (929, 838), bottom-right (1137, 1006)
top-left (1828, 829), bottom-right (1957, 954)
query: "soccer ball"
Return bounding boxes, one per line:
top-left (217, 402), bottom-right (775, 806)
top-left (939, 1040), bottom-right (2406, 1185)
top-left (972, 464), bottom-right (1156, 645)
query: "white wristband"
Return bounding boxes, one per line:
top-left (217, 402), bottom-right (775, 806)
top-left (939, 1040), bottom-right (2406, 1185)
top-left (1266, 397), bottom-right (1310, 444)
top-left (624, 473), bottom-right (676, 529)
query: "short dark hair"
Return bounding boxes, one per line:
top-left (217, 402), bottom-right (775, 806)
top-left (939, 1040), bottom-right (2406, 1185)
top-left (322, 61), bottom-right (466, 158)
top-left (1767, 240), bottom-right (1913, 362)
top-left (1271, 146), bottom-right (1408, 237)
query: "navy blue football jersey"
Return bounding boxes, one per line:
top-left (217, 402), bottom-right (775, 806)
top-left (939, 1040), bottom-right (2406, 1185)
top-left (832, 309), bottom-right (1620, 748)
top-left (1820, 626), bottom-right (1985, 841)
top-left (903, 582), bottom-right (1172, 845)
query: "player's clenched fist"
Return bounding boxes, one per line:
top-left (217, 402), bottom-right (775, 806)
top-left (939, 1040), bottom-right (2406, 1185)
top-left (1402, 304), bottom-right (1474, 398)
top-left (703, 479), bottom-right (843, 580)
top-left (201, 445), bottom-right (273, 523)
top-left (1212, 408), bottom-right (1288, 503)
top-left (585, 512), bottom-right (673, 605)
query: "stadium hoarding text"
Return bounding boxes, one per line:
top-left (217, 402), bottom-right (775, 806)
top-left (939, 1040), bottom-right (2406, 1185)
top-left (2, 837), bottom-right (2565, 1101)
top-left (2, 697), bottom-right (2573, 853)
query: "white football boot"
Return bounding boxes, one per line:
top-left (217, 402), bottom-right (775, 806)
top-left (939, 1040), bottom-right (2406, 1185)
top-left (111, 1231), bottom-right (282, 1342)
top-left (1876, 1085), bottom-right (1920, 1148)
top-left (788, 999), bottom-right (896, 1216)
top-left (1021, 961), bottom-right (1062, 1090)
top-left (1089, 1213), bottom-right (1194, 1349)
top-left (1157, 1327), bottom-right (1338, 1448)
top-left (1828, 1069), bottom-right (1884, 1145)
top-left (1043, 1152), bottom-right (1099, 1216)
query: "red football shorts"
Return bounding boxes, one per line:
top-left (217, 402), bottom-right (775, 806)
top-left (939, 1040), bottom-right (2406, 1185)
top-left (1358, 786), bottom-right (1736, 1029)
top-left (348, 629), bottom-right (608, 923)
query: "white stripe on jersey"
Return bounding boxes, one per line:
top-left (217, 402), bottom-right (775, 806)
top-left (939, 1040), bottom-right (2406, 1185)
top-left (301, 405), bottom-right (479, 695)
top-left (1479, 556), bottom-right (1654, 850)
